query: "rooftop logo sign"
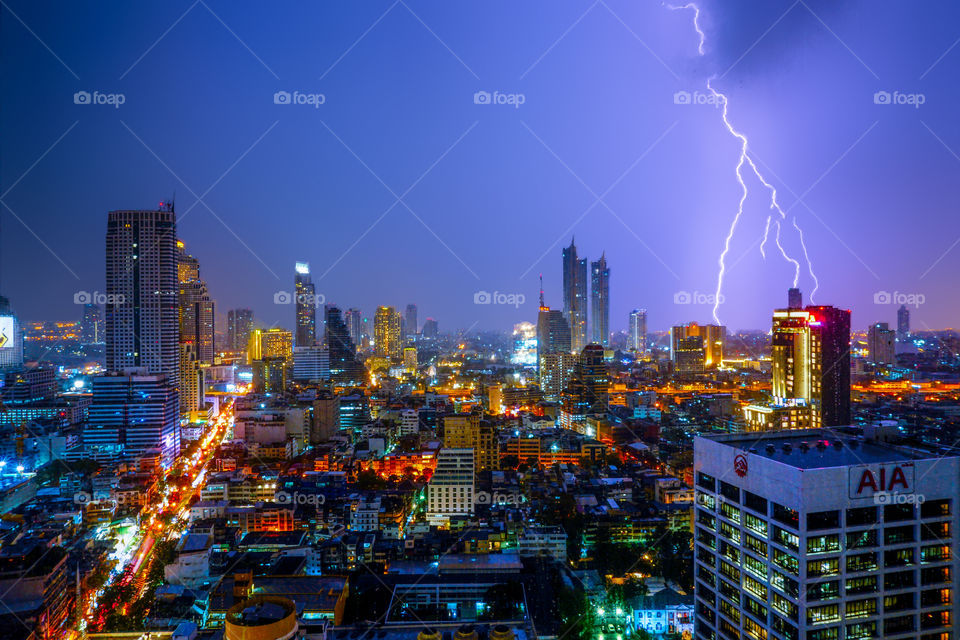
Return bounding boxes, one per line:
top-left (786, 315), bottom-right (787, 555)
top-left (849, 462), bottom-right (914, 498)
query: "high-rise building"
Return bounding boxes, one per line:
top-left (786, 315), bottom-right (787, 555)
top-left (671, 322), bottom-right (725, 369)
top-left (427, 448), bottom-right (475, 527)
top-left (570, 344), bottom-right (608, 414)
top-left (227, 308), bottom-right (254, 352)
top-left (325, 306), bottom-right (363, 383)
top-left (86, 371), bottom-right (180, 466)
top-left (258, 328), bottom-right (293, 363)
top-left (867, 322), bottom-right (896, 365)
top-left (443, 412), bottom-right (498, 471)
top-left (344, 308), bottom-right (364, 348)
top-left (403, 347), bottom-right (417, 374)
top-left (590, 253), bottom-right (610, 347)
top-left (536, 284), bottom-right (573, 397)
top-left (629, 309), bottom-right (647, 354)
top-left (80, 303), bottom-right (103, 345)
top-left (177, 240), bottom-right (215, 363)
top-left (897, 304), bottom-right (910, 342)
top-left (293, 346), bottom-right (330, 382)
top-left (178, 342), bottom-right (203, 414)
top-left (404, 304), bottom-right (418, 338)
top-left (374, 306), bottom-right (402, 359)
top-left (294, 262), bottom-right (316, 347)
top-left (562, 238), bottom-right (588, 352)
top-left (421, 318), bottom-right (439, 339)
top-left (745, 299), bottom-right (851, 430)
top-left (105, 208), bottom-right (179, 380)
top-left (0, 295), bottom-right (24, 371)
top-left (694, 430), bottom-right (959, 640)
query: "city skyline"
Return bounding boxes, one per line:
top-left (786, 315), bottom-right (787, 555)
top-left (2, 1), bottom-right (960, 332)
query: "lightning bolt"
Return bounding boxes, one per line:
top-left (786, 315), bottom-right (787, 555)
top-left (671, 2), bottom-right (819, 322)
top-left (667, 3), bottom-right (705, 55)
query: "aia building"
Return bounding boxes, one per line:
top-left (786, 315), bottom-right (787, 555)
top-left (693, 429), bottom-right (957, 640)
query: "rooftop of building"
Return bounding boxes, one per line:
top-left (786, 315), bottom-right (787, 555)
top-left (701, 429), bottom-right (942, 469)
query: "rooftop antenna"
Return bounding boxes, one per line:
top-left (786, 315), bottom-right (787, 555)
top-left (539, 274), bottom-right (545, 309)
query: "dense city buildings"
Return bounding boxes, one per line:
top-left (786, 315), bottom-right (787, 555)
top-left (344, 308), bottom-right (364, 347)
top-left (695, 430), bottom-right (958, 640)
top-left (590, 253), bottom-right (610, 348)
top-left (324, 305), bottom-right (363, 383)
top-left (294, 261), bottom-right (317, 347)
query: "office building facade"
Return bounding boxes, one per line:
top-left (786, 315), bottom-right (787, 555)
top-left (227, 308), bottom-right (254, 352)
top-left (868, 322), bottom-right (896, 366)
top-left (694, 430), bottom-right (958, 640)
top-left (629, 309), bottom-right (647, 355)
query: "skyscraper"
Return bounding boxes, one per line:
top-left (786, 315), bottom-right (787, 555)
top-left (325, 306), bottom-right (364, 383)
top-left (562, 238), bottom-right (588, 352)
top-left (404, 304), bottom-right (418, 338)
top-left (629, 309), bottom-right (647, 354)
top-left (227, 308), bottom-right (254, 351)
top-left (105, 208), bottom-right (179, 381)
top-left (374, 305), bottom-right (402, 359)
top-left (867, 322), bottom-right (896, 365)
top-left (294, 262), bottom-right (316, 347)
top-left (745, 298), bottom-right (850, 430)
top-left (344, 308), bottom-right (364, 348)
top-left (421, 318), bottom-right (439, 339)
top-left (177, 240), bottom-right (215, 363)
top-left (897, 304), bottom-right (910, 342)
top-left (80, 303), bottom-right (103, 345)
top-left (590, 253), bottom-right (610, 347)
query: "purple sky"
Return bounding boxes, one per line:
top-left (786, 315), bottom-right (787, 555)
top-left (2, 0), bottom-right (959, 334)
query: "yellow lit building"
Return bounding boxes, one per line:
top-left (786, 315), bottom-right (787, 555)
top-left (443, 412), bottom-right (499, 471)
top-left (374, 306), bottom-right (402, 359)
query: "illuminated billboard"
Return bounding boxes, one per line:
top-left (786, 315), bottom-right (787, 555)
top-left (0, 316), bottom-right (13, 349)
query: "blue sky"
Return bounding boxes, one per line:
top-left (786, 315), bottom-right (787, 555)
top-left (2, 0), bottom-right (960, 334)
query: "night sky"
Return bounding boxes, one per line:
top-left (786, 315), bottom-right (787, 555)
top-left (2, 1), bottom-right (959, 334)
